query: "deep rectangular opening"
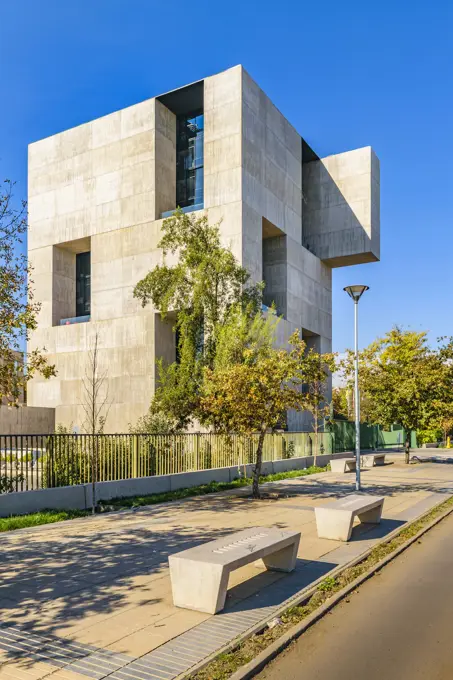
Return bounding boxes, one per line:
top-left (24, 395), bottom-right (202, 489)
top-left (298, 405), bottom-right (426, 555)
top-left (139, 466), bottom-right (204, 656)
top-left (262, 218), bottom-right (287, 318)
top-left (53, 237), bottom-right (91, 326)
top-left (76, 252), bottom-right (91, 318)
top-left (158, 81), bottom-right (204, 216)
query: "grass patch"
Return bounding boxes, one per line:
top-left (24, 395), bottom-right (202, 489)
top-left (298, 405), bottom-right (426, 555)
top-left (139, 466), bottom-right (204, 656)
top-left (102, 465), bottom-right (327, 510)
top-left (0, 465), bottom-right (327, 533)
top-left (191, 493), bottom-right (453, 680)
top-left (0, 509), bottom-right (89, 533)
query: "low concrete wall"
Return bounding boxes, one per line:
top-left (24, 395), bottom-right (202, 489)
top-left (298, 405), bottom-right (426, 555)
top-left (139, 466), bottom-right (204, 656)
top-left (0, 484), bottom-right (87, 516)
top-left (0, 453), bottom-right (350, 517)
top-left (0, 405), bottom-right (55, 435)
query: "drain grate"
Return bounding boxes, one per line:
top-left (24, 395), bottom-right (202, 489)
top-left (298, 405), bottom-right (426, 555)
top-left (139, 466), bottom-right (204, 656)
top-left (0, 624), bottom-right (133, 678)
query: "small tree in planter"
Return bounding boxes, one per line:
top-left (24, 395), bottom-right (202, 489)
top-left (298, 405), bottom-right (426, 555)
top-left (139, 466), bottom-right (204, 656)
top-left (199, 344), bottom-right (299, 498)
top-left (199, 328), bottom-right (335, 498)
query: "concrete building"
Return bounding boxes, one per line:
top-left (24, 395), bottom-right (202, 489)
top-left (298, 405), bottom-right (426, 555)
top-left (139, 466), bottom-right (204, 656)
top-left (27, 65), bottom-right (380, 432)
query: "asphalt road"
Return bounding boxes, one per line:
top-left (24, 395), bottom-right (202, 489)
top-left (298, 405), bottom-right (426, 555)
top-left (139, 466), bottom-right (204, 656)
top-left (258, 510), bottom-right (453, 680)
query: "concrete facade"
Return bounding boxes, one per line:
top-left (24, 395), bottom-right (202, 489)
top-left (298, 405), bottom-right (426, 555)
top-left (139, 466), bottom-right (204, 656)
top-left (27, 65), bottom-right (380, 433)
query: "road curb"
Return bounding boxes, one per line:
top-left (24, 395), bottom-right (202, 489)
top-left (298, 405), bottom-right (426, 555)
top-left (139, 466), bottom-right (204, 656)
top-left (184, 498), bottom-right (453, 680)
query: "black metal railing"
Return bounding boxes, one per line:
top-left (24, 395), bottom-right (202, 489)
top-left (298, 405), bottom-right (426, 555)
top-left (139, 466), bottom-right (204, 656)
top-left (0, 432), bottom-right (334, 494)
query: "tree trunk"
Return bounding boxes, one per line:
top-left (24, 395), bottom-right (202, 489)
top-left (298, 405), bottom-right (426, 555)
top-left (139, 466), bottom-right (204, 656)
top-left (404, 431), bottom-right (411, 464)
top-left (252, 429), bottom-right (266, 499)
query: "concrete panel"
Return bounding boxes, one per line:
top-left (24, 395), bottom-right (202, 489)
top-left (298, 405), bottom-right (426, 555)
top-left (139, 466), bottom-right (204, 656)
top-left (170, 467), bottom-right (231, 491)
top-left (0, 485), bottom-right (86, 517)
top-left (88, 474), bottom-right (171, 504)
top-left (260, 461), bottom-right (274, 477)
top-left (204, 65), bottom-right (242, 111)
top-left (121, 99), bottom-right (155, 138)
top-left (271, 457), bottom-right (311, 474)
top-left (92, 111), bottom-right (121, 149)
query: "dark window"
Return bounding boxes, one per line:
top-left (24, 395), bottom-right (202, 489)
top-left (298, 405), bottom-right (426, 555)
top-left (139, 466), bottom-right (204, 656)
top-left (176, 111), bottom-right (204, 209)
top-left (76, 252), bottom-right (91, 317)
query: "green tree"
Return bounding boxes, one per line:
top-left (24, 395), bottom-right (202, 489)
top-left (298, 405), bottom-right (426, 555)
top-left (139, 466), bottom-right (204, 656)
top-left (129, 409), bottom-right (178, 434)
top-left (332, 385), bottom-right (373, 423)
top-left (0, 179), bottom-right (55, 404)
top-left (199, 324), bottom-right (335, 498)
top-left (304, 349), bottom-right (336, 465)
top-left (342, 328), bottom-right (449, 463)
top-left (133, 210), bottom-right (262, 429)
top-left (332, 386), bottom-right (352, 420)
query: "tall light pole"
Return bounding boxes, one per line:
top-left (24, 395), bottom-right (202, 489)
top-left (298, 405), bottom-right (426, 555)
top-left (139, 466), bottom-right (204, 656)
top-left (344, 285), bottom-right (369, 492)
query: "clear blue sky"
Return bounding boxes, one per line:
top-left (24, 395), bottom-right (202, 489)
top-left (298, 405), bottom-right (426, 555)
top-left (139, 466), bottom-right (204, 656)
top-left (1, 0), bottom-right (452, 353)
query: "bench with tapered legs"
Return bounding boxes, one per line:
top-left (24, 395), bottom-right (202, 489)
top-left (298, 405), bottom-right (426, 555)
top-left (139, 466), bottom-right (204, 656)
top-left (168, 527), bottom-right (301, 614)
top-left (361, 453), bottom-right (386, 467)
top-left (315, 494), bottom-right (384, 541)
top-left (330, 457), bottom-right (357, 474)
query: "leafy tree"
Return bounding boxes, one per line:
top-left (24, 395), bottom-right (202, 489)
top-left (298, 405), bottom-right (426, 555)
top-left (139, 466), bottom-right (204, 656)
top-left (199, 324), bottom-right (336, 498)
top-left (332, 385), bottom-right (373, 422)
top-left (332, 386), bottom-right (352, 420)
top-left (0, 179), bottom-right (55, 403)
top-left (129, 409), bottom-right (178, 434)
top-left (133, 210), bottom-right (262, 429)
top-left (342, 328), bottom-right (450, 462)
top-left (436, 336), bottom-right (453, 444)
top-left (303, 350), bottom-right (336, 465)
top-left (440, 416), bottom-right (453, 446)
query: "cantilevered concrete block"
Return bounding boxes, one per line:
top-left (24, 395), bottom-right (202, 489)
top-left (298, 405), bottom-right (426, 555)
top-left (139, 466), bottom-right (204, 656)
top-left (302, 147), bottom-right (380, 266)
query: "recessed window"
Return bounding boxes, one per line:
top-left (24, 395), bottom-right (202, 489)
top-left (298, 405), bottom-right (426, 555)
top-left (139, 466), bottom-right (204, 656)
top-left (76, 252), bottom-right (91, 317)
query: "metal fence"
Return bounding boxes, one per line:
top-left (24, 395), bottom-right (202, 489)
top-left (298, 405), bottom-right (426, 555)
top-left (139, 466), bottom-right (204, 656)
top-left (0, 431), bottom-right (333, 493)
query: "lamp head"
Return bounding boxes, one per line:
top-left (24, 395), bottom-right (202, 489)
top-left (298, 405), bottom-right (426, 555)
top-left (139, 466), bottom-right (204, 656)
top-left (343, 285), bottom-right (369, 302)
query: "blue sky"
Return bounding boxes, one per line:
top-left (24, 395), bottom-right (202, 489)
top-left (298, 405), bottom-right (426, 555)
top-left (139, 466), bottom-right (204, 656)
top-left (1, 0), bottom-right (452, 353)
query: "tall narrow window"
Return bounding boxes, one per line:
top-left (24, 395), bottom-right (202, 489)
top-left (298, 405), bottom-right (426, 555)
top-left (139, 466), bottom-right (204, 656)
top-left (176, 111), bottom-right (204, 210)
top-left (76, 252), bottom-right (91, 317)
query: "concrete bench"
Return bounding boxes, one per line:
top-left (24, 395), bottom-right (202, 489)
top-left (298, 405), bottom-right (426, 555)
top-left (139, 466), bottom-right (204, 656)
top-left (362, 453), bottom-right (386, 467)
top-left (330, 457), bottom-right (356, 474)
top-left (315, 494), bottom-right (384, 541)
top-left (168, 527), bottom-right (301, 614)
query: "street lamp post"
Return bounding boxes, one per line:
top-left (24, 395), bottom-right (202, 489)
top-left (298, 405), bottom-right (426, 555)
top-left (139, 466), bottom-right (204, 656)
top-left (344, 285), bottom-right (369, 492)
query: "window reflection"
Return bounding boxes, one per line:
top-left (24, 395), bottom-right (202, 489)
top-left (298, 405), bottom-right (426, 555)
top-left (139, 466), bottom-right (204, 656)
top-left (176, 111), bottom-right (204, 209)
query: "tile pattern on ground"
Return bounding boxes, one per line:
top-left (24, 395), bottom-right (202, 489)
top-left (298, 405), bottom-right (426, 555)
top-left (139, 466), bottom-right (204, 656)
top-left (0, 626), bottom-right (133, 679)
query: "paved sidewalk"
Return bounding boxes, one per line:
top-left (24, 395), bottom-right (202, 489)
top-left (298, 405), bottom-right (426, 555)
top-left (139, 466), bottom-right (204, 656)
top-left (1, 457), bottom-right (453, 679)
